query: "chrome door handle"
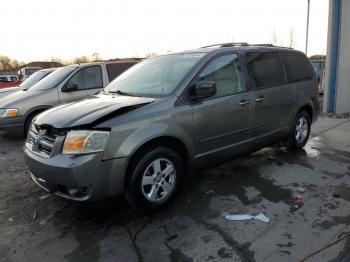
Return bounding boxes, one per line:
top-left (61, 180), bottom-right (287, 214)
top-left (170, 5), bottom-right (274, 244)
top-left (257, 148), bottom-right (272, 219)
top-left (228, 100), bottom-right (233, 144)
top-left (238, 100), bottom-right (250, 106)
top-left (255, 97), bottom-right (264, 102)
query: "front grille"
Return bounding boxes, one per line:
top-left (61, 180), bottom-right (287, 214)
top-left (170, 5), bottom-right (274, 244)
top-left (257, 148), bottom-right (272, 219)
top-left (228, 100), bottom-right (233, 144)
top-left (28, 124), bottom-right (58, 157)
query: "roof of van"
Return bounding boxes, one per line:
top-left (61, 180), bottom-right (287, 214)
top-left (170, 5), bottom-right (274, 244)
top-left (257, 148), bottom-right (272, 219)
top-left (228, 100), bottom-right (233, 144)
top-left (178, 43), bottom-right (304, 55)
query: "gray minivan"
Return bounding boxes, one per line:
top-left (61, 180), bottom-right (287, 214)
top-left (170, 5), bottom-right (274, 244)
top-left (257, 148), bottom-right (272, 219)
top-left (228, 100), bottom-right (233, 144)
top-left (25, 44), bottom-right (319, 210)
top-left (0, 61), bottom-right (138, 137)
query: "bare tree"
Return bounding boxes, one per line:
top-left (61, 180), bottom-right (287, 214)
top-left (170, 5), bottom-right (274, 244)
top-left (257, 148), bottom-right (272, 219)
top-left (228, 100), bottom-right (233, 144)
top-left (0, 55), bottom-right (12, 71)
top-left (72, 56), bottom-right (90, 64)
top-left (145, 51), bottom-right (157, 58)
top-left (288, 29), bottom-right (296, 48)
top-left (92, 52), bottom-right (102, 61)
top-left (270, 29), bottom-right (279, 46)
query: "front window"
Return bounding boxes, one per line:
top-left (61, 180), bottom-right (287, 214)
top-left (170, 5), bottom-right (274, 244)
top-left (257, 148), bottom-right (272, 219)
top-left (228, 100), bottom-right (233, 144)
top-left (19, 70), bottom-right (52, 90)
top-left (66, 66), bottom-right (103, 90)
top-left (198, 54), bottom-right (246, 97)
top-left (105, 53), bottom-right (205, 96)
top-left (30, 66), bottom-right (77, 90)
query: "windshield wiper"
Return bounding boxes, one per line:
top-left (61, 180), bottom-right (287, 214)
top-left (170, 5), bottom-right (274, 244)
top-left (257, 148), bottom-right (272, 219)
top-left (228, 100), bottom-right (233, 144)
top-left (108, 90), bottom-right (135, 96)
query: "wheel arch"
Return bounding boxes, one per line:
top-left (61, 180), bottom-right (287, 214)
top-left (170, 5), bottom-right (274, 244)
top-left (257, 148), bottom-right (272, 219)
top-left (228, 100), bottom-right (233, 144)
top-left (298, 104), bottom-right (313, 122)
top-left (126, 135), bottom-right (191, 175)
top-left (23, 105), bottom-right (52, 133)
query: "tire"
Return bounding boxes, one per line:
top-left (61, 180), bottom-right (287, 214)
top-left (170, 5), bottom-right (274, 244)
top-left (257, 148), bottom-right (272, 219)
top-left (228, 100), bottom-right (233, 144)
top-left (125, 146), bottom-right (184, 210)
top-left (285, 110), bottom-right (311, 150)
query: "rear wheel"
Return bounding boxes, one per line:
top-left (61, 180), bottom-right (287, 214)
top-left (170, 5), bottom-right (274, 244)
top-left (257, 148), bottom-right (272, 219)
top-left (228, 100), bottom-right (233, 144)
top-left (285, 111), bottom-right (311, 150)
top-left (125, 146), bottom-right (184, 210)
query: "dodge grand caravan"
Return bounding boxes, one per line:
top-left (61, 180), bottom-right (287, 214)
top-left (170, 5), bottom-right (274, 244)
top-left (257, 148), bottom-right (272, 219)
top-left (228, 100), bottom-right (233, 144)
top-left (0, 61), bottom-right (138, 137)
top-left (25, 43), bottom-right (319, 209)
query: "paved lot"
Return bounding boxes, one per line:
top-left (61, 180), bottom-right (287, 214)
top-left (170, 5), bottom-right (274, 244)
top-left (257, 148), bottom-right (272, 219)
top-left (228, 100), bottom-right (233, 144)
top-left (0, 116), bottom-right (349, 262)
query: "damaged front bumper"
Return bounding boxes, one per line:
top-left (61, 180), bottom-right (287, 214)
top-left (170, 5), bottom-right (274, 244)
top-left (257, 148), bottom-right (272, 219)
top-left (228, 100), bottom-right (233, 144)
top-left (24, 147), bottom-right (128, 202)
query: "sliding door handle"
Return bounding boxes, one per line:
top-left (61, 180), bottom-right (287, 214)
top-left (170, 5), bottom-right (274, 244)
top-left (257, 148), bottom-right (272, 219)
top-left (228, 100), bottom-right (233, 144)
top-left (238, 100), bottom-right (250, 106)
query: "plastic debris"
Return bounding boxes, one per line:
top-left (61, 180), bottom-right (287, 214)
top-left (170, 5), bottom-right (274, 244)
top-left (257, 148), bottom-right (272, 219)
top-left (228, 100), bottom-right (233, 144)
top-left (224, 213), bottom-right (270, 223)
top-left (294, 194), bottom-right (304, 209)
top-left (296, 187), bottom-right (306, 194)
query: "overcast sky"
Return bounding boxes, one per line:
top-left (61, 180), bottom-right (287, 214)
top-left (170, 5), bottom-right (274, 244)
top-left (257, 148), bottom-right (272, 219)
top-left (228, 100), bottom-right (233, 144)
top-left (1, 0), bottom-right (328, 62)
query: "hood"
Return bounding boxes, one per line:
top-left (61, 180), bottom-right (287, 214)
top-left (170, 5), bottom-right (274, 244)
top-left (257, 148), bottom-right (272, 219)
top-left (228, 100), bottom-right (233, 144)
top-left (35, 94), bottom-right (156, 128)
top-left (0, 86), bottom-right (21, 94)
top-left (0, 89), bottom-right (39, 107)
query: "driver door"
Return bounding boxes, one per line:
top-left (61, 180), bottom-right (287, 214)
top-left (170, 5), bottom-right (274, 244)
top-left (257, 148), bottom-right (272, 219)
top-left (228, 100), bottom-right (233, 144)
top-left (192, 53), bottom-right (255, 166)
top-left (58, 65), bottom-right (103, 103)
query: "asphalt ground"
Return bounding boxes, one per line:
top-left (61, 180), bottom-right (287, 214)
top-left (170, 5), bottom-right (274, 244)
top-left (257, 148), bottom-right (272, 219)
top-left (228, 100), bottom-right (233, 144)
top-left (0, 116), bottom-right (349, 262)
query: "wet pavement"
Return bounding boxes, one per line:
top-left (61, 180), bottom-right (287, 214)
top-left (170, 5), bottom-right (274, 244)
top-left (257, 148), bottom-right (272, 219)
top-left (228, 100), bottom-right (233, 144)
top-left (0, 116), bottom-right (349, 262)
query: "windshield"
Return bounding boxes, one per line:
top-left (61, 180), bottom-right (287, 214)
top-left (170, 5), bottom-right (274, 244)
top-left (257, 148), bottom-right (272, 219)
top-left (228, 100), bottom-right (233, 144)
top-left (105, 53), bottom-right (205, 96)
top-left (30, 66), bottom-right (77, 90)
top-left (19, 70), bottom-right (53, 90)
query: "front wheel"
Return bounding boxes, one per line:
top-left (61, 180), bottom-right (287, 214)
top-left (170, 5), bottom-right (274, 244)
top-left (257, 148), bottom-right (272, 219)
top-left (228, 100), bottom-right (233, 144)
top-left (285, 111), bottom-right (311, 150)
top-left (125, 146), bottom-right (184, 210)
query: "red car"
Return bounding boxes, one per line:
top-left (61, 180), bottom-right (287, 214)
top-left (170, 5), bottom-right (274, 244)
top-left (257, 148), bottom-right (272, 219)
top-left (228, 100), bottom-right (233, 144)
top-left (0, 75), bottom-right (21, 89)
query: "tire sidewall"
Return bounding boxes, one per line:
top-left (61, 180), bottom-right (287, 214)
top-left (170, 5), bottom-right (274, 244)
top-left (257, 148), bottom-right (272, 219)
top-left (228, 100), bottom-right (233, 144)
top-left (126, 147), bottom-right (184, 209)
top-left (291, 111), bottom-right (311, 148)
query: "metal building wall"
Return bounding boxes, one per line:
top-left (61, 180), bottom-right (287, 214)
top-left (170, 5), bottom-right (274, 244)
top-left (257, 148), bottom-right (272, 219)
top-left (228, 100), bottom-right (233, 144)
top-left (324, 0), bottom-right (350, 114)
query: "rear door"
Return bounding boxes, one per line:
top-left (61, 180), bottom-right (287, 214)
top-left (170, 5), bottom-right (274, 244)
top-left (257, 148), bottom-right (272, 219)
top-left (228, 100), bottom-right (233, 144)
top-left (192, 53), bottom-right (255, 163)
top-left (244, 52), bottom-right (295, 136)
top-left (59, 65), bottom-right (103, 103)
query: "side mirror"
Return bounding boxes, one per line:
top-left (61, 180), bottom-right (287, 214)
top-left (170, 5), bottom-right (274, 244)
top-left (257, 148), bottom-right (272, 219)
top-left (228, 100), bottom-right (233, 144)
top-left (190, 81), bottom-right (216, 100)
top-left (62, 83), bottom-right (78, 92)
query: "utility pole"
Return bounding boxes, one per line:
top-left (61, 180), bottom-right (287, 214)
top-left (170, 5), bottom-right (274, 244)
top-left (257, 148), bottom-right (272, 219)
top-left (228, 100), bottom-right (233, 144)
top-left (305, 0), bottom-right (310, 55)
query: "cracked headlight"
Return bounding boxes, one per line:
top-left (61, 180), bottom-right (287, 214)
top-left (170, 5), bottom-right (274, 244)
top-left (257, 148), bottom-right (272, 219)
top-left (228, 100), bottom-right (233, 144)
top-left (0, 108), bottom-right (18, 118)
top-left (62, 130), bottom-right (110, 155)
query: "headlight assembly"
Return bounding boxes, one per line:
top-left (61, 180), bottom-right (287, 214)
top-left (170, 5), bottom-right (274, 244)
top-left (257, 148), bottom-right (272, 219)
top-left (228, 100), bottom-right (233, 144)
top-left (62, 130), bottom-right (110, 155)
top-left (0, 108), bottom-right (18, 118)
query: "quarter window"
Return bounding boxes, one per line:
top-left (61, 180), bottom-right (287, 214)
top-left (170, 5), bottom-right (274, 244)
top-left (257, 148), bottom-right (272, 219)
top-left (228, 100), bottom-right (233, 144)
top-left (281, 51), bottom-right (315, 83)
top-left (198, 54), bottom-right (246, 97)
top-left (245, 52), bottom-right (285, 89)
top-left (67, 66), bottom-right (103, 90)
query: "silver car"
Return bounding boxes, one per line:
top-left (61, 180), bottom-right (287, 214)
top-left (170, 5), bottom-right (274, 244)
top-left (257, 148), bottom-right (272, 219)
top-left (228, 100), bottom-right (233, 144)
top-left (0, 61), bottom-right (138, 137)
top-left (0, 68), bottom-right (56, 99)
top-left (24, 44), bottom-right (320, 210)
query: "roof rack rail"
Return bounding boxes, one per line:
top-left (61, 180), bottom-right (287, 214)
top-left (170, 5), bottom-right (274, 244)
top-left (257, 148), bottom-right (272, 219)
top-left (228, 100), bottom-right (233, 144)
top-left (251, 43), bottom-right (292, 49)
top-left (251, 44), bottom-right (275, 47)
top-left (200, 42), bottom-right (249, 48)
top-left (200, 42), bottom-right (292, 49)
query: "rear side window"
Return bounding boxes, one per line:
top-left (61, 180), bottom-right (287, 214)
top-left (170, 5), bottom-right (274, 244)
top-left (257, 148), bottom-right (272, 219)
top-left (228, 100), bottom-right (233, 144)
top-left (281, 52), bottom-right (315, 83)
top-left (245, 52), bottom-right (285, 89)
top-left (10, 77), bottom-right (17, 82)
top-left (106, 63), bottom-right (136, 82)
